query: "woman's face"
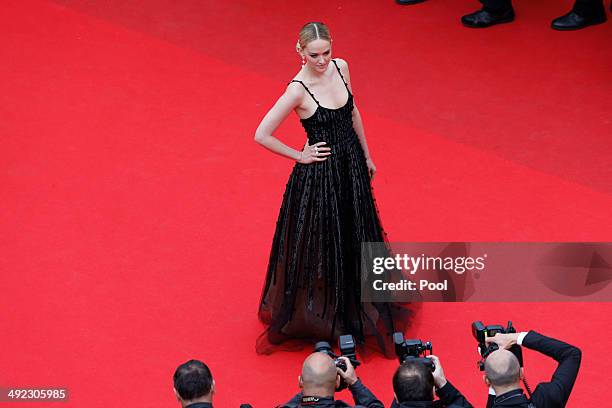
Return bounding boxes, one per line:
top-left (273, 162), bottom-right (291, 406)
top-left (302, 39), bottom-right (332, 72)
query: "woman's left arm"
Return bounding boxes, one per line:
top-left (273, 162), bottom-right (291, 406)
top-left (336, 58), bottom-right (376, 179)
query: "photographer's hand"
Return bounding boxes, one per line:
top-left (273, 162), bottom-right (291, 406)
top-left (429, 355), bottom-right (447, 389)
top-left (485, 333), bottom-right (520, 350)
top-left (336, 357), bottom-right (358, 386)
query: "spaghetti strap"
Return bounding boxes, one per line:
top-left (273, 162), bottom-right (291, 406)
top-left (331, 59), bottom-right (351, 94)
top-left (289, 79), bottom-right (320, 106)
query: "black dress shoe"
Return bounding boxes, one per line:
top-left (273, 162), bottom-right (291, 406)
top-left (551, 11), bottom-right (607, 30)
top-left (461, 8), bottom-right (515, 28)
top-left (396, 0), bottom-right (427, 4)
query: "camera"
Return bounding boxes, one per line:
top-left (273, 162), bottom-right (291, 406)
top-left (472, 320), bottom-right (523, 370)
top-left (314, 334), bottom-right (361, 391)
top-left (393, 332), bottom-right (434, 371)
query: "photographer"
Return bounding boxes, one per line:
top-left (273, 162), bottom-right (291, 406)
top-left (173, 359), bottom-right (215, 408)
top-left (392, 355), bottom-right (473, 408)
top-left (278, 352), bottom-right (383, 408)
top-left (484, 331), bottom-right (581, 407)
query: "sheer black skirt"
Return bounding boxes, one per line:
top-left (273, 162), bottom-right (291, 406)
top-left (257, 136), bottom-right (414, 357)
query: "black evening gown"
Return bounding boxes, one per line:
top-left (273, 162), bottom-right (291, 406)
top-left (257, 60), bottom-right (413, 357)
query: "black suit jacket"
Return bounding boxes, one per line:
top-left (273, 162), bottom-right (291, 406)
top-left (278, 379), bottom-right (383, 408)
top-left (391, 381), bottom-right (473, 408)
top-left (486, 331), bottom-right (581, 408)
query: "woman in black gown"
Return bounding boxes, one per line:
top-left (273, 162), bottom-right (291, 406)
top-left (254, 22), bottom-right (412, 356)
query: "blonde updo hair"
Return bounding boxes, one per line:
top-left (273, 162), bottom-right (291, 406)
top-left (296, 22), bottom-right (332, 52)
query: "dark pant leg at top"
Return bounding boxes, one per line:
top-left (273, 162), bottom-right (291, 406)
top-left (481, 0), bottom-right (605, 16)
top-left (480, 0), bottom-right (512, 12)
top-left (572, 0), bottom-right (605, 16)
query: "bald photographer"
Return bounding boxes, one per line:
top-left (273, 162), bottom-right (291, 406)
top-left (278, 352), bottom-right (383, 408)
top-left (483, 331), bottom-right (581, 408)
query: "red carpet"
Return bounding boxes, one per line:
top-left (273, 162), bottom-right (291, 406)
top-left (1, 0), bottom-right (611, 406)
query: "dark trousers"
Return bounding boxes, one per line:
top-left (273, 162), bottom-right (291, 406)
top-left (480, 0), bottom-right (512, 12)
top-left (573, 0), bottom-right (605, 16)
top-left (480, 0), bottom-right (604, 15)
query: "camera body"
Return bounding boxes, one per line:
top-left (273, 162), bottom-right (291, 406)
top-left (472, 320), bottom-right (523, 370)
top-left (314, 334), bottom-right (360, 391)
top-left (393, 332), bottom-right (434, 371)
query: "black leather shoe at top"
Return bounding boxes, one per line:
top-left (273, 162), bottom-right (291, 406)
top-left (461, 8), bottom-right (515, 28)
top-left (551, 11), bottom-right (607, 30)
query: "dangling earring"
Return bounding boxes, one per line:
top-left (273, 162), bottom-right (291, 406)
top-left (296, 41), bottom-right (305, 68)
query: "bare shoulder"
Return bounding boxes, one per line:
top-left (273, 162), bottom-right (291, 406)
top-left (333, 58), bottom-right (352, 82)
top-left (284, 80), bottom-right (306, 104)
top-left (333, 57), bottom-right (349, 69)
top-left (333, 58), bottom-right (353, 94)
